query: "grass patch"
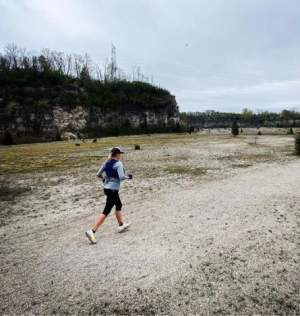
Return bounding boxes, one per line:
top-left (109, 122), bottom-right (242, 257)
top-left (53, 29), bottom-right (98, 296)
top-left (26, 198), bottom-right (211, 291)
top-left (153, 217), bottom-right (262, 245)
top-left (0, 153), bottom-right (106, 174)
top-left (231, 163), bottom-right (253, 168)
top-left (165, 165), bottom-right (208, 176)
top-left (218, 153), bottom-right (273, 162)
top-left (0, 184), bottom-right (31, 201)
top-left (239, 153), bottom-right (273, 161)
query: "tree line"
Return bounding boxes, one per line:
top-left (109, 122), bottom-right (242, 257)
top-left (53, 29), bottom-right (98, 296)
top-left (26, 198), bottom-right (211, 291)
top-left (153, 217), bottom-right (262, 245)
top-left (181, 108), bottom-right (300, 128)
top-left (0, 43), bottom-right (173, 111)
top-left (0, 43), bottom-right (155, 84)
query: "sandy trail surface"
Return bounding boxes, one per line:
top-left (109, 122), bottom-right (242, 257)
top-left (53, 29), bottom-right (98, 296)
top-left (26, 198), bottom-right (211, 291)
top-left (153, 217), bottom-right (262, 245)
top-left (0, 135), bottom-right (300, 315)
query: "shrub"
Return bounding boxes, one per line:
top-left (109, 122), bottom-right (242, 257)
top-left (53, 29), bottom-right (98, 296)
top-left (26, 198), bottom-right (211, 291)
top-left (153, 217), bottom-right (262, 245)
top-left (1, 130), bottom-right (15, 145)
top-left (295, 133), bottom-right (300, 155)
top-left (55, 131), bottom-right (62, 141)
top-left (231, 120), bottom-right (239, 136)
top-left (287, 127), bottom-right (294, 135)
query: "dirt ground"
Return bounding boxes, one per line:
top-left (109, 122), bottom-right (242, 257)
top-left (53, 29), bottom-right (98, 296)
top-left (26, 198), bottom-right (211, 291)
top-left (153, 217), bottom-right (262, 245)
top-left (0, 133), bottom-right (299, 315)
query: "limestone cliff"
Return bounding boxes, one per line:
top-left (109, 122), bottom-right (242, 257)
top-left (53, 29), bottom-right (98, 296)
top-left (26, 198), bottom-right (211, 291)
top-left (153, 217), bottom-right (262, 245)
top-left (0, 84), bottom-right (180, 143)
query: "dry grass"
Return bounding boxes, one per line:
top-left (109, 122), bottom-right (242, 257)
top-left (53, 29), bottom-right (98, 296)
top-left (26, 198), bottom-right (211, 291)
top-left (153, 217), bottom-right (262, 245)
top-left (231, 163), bottom-right (253, 168)
top-left (165, 165), bottom-right (208, 176)
top-left (0, 133), bottom-right (226, 175)
top-left (218, 153), bottom-right (273, 162)
top-left (0, 133), bottom-right (293, 175)
top-left (0, 184), bottom-right (31, 201)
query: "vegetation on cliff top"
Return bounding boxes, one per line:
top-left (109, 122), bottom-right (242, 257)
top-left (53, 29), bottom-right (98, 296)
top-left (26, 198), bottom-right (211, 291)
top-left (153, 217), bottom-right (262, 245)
top-left (0, 44), bottom-right (175, 111)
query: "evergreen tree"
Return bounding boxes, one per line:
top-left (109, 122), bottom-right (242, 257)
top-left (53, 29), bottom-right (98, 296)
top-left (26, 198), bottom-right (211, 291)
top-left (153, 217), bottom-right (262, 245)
top-left (231, 120), bottom-right (239, 136)
top-left (295, 133), bottom-right (300, 155)
top-left (2, 131), bottom-right (15, 145)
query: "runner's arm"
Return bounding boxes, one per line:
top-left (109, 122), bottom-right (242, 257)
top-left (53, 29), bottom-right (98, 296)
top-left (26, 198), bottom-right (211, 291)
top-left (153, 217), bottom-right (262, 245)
top-left (96, 163), bottom-right (105, 178)
top-left (115, 161), bottom-right (129, 180)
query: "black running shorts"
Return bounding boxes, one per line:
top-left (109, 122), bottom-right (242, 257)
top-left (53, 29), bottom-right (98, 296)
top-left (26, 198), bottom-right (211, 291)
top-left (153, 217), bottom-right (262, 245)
top-left (103, 189), bottom-right (122, 215)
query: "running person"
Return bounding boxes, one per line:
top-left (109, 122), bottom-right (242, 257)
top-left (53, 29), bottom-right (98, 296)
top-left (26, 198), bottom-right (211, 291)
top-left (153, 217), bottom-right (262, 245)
top-left (85, 147), bottom-right (132, 244)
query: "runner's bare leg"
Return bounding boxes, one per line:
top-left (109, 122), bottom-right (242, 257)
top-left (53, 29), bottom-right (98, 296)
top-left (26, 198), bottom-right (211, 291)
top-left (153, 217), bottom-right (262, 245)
top-left (92, 213), bottom-right (106, 232)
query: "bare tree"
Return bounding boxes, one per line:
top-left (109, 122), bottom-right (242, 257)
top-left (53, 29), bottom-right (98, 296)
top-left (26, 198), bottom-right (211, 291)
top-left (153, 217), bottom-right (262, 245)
top-left (4, 43), bottom-right (19, 69)
top-left (150, 75), bottom-right (154, 85)
top-left (73, 54), bottom-right (84, 78)
top-left (107, 44), bottom-right (117, 81)
top-left (0, 43), bottom-right (155, 85)
top-left (41, 48), bottom-right (53, 69)
top-left (65, 54), bottom-right (73, 76)
top-left (51, 51), bottom-right (66, 73)
top-left (83, 53), bottom-right (93, 77)
top-left (103, 57), bottom-right (109, 82)
top-left (95, 64), bottom-right (103, 82)
top-left (117, 68), bottom-right (127, 81)
top-left (16, 47), bottom-right (30, 70)
top-left (136, 66), bottom-right (141, 81)
top-left (131, 65), bottom-right (136, 81)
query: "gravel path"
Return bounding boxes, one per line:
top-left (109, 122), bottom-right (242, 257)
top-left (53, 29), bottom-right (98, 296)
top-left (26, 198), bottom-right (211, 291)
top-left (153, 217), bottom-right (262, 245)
top-left (1, 159), bottom-right (300, 315)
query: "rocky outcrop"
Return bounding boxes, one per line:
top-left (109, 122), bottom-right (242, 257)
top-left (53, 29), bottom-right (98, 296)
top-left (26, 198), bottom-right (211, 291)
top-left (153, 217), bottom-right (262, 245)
top-left (0, 88), bottom-right (180, 144)
top-left (53, 106), bottom-right (88, 139)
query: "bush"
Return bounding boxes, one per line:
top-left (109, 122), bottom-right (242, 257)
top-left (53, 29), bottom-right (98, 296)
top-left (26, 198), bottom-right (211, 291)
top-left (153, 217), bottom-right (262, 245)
top-left (287, 127), bottom-right (294, 135)
top-left (295, 133), bottom-right (300, 155)
top-left (231, 120), bottom-right (239, 136)
top-left (1, 131), bottom-right (15, 145)
top-left (55, 131), bottom-right (62, 141)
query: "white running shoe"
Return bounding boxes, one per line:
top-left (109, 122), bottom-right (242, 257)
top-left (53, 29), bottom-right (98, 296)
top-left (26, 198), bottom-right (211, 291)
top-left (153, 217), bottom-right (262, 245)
top-left (85, 229), bottom-right (97, 244)
top-left (118, 222), bottom-right (131, 233)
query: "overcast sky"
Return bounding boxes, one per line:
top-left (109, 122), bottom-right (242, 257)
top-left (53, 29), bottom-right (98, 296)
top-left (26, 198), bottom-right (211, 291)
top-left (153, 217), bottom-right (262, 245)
top-left (1, 0), bottom-right (300, 113)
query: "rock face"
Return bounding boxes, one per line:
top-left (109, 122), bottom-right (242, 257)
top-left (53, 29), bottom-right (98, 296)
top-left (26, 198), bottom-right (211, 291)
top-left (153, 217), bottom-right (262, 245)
top-left (53, 106), bottom-right (88, 139)
top-left (0, 89), bottom-right (180, 143)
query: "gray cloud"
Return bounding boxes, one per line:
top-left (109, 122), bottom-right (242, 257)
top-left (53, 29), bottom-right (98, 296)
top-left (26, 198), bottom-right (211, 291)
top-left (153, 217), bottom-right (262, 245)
top-left (1, 0), bottom-right (300, 112)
